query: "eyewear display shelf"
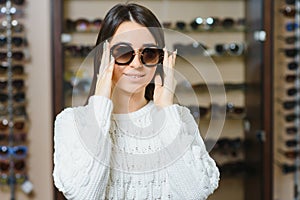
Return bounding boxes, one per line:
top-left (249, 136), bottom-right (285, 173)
top-left (52, 0), bottom-right (273, 200)
top-left (0, 0), bottom-right (32, 200)
top-left (273, 0), bottom-right (300, 200)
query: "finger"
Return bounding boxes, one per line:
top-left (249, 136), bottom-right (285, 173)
top-left (154, 74), bottom-right (162, 87)
top-left (163, 47), bottom-right (169, 68)
top-left (172, 49), bottom-right (177, 67)
top-left (99, 40), bottom-right (110, 74)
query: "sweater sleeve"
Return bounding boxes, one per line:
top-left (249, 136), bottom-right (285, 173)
top-left (163, 105), bottom-right (220, 200)
top-left (53, 95), bottom-right (113, 200)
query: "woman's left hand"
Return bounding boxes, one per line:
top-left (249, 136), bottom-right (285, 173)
top-left (153, 48), bottom-right (177, 108)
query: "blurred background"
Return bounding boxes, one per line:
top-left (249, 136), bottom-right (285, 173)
top-left (0, 0), bottom-right (298, 199)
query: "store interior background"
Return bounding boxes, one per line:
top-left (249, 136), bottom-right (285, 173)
top-left (0, 0), bottom-right (295, 199)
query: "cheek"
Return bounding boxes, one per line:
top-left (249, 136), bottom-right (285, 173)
top-left (112, 65), bottom-right (124, 83)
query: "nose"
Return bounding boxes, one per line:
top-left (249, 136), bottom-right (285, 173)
top-left (130, 50), bottom-right (143, 68)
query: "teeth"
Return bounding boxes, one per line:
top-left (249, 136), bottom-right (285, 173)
top-left (125, 74), bottom-right (143, 78)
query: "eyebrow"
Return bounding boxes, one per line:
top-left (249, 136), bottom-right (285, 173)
top-left (112, 42), bottom-right (157, 48)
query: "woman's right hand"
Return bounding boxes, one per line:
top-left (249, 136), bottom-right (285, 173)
top-left (94, 40), bottom-right (115, 98)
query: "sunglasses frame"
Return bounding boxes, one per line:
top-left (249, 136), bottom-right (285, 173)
top-left (110, 43), bottom-right (164, 67)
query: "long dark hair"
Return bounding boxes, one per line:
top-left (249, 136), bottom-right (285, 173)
top-left (86, 3), bottom-right (165, 104)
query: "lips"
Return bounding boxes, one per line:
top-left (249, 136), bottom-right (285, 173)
top-left (123, 73), bottom-right (145, 78)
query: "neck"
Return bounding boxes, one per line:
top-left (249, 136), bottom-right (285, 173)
top-left (111, 87), bottom-right (148, 114)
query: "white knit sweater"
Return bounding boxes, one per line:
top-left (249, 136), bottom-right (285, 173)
top-left (53, 95), bottom-right (219, 200)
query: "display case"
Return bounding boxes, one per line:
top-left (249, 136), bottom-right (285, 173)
top-left (51, 0), bottom-right (273, 200)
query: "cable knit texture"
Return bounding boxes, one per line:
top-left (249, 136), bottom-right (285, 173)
top-left (53, 95), bottom-right (220, 200)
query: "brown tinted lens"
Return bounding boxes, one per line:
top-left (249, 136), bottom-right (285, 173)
top-left (142, 48), bottom-right (161, 66)
top-left (112, 45), bottom-right (133, 64)
top-left (14, 121), bottom-right (24, 130)
top-left (0, 161), bottom-right (9, 171)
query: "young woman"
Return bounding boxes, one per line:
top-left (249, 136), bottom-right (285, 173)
top-left (53, 3), bottom-right (219, 200)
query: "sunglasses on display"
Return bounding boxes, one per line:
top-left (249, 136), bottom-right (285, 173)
top-left (0, 159), bottom-right (25, 174)
top-left (0, 7), bottom-right (25, 18)
top-left (214, 43), bottom-right (245, 56)
top-left (285, 139), bottom-right (300, 147)
top-left (65, 18), bottom-right (102, 32)
top-left (0, 173), bottom-right (27, 185)
top-left (0, 119), bottom-right (25, 131)
top-left (0, 20), bottom-right (24, 33)
top-left (285, 113), bottom-right (299, 122)
top-left (285, 22), bottom-right (299, 32)
top-left (286, 87), bottom-right (299, 96)
top-left (0, 51), bottom-right (25, 61)
top-left (213, 137), bottom-right (243, 157)
top-left (219, 161), bottom-right (248, 176)
top-left (0, 132), bottom-right (26, 143)
top-left (280, 48), bottom-right (299, 58)
top-left (280, 149), bottom-right (300, 159)
top-left (190, 17), bottom-right (220, 30)
top-left (285, 0), bottom-right (296, 5)
top-left (0, 0), bottom-right (25, 6)
top-left (0, 36), bottom-right (27, 48)
top-left (0, 92), bottom-right (25, 103)
top-left (285, 126), bottom-right (298, 135)
top-left (64, 45), bottom-right (93, 57)
top-left (110, 43), bottom-right (164, 67)
top-left (279, 7), bottom-right (297, 18)
top-left (0, 105), bottom-right (26, 116)
top-left (282, 100), bottom-right (300, 110)
top-left (285, 74), bottom-right (299, 83)
top-left (278, 35), bottom-right (298, 44)
top-left (0, 79), bottom-right (24, 91)
top-left (186, 105), bottom-right (209, 119)
top-left (173, 42), bottom-right (208, 56)
top-left (0, 64), bottom-right (24, 75)
top-left (286, 61), bottom-right (298, 70)
top-left (0, 145), bottom-right (27, 160)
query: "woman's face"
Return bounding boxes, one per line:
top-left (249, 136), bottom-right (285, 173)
top-left (110, 21), bottom-right (158, 95)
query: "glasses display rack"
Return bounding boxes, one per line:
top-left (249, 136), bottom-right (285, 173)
top-left (274, 0), bottom-right (300, 199)
top-left (0, 0), bottom-right (33, 199)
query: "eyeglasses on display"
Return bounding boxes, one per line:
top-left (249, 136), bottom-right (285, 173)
top-left (0, 145), bottom-right (27, 160)
top-left (0, 79), bottom-right (24, 91)
top-left (0, 92), bottom-right (25, 103)
top-left (0, 51), bottom-right (25, 61)
top-left (0, 36), bottom-right (27, 48)
top-left (0, 0), bottom-right (25, 6)
top-left (279, 7), bottom-right (297, 18)
top-left (0, 173), bottom-right (27, 185)
top-left (0, 105), bottom-right (26, 116)
top-left (0, 159), bottom-right (25, 174)
top-left (0, 119), bottom-right (25, 131)
top-left (0, 64), bottom-right (24, 75)
top-left (0, 132), bottom-right (26, 142)
top-left (0, 20), bottom-right (24, 33)
top-left (110, 43), bottom-right (164, 67)
top-left (214, 43), bottom-right (245, 56)
top-left (65, 18), bottom-right (102, 32)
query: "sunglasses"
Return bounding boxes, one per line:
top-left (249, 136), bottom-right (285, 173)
top-left (0, 132), bottom-right (26, 143)
top-left (0, 0), bottom-right (25, 5)
top-left (0, 105), bottom-right (26, 116)
top-left (0, 92), bottom-right (25, 103)
top-left (286, 87), bottom-right (299, 96)
top-left (285, 74), bottom-right (299, 83)
top-left (173, 42), bottom-right (207, 56)
top-left (286, 126), bottom-right (298, 135)
top-left (110, 43), bottom-right (164, 67)
top-left (282, 100), bottom-right (300, 110)
top-left (0, 20), bottom-right (24, 33)
top-left (0, 145), bottom-right (27, 160)
top-left (0, 173), bottom-right (27, 185)
top-left (214, 137), bottom-right (243, 157)
top-left (285, 113), bottom-right (299, 122)
top-left (0, 119), bottom-right (25, 131)
top-left (286, 61), bottom-right (298, 70)
top-left (65, 18), bottom-right (102, 32)
top-left (64, 45), bottom-right (93, 57)
top-left (0, 79), bottom-right (24, 91)
top-left (0, 36), bottom-right (27, 48)
top-left (285, 22), bottom-right (299, 32)
top-left (280, 48), bottom-right (300, 57)
top-left (285, 0), bottom-right (295, 4)
top-left (187, 105), bottom-right (209, 119)
top-left (0, 159), bottom-right (25, 174)
top-left (280, 150), bottom-right (300, 159)
top-left (279, 7), bottom-right (297, 18)
top-left (190, 17), bottom-right (220, 30)
top-left (0, 64), bottom-right (24, 75)
top-left (278, 35), bottom-right (298, 44)
top-left (214, 43), bottom-right (245, 56)
top-left (0, 51), bottom-right (25, 61)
